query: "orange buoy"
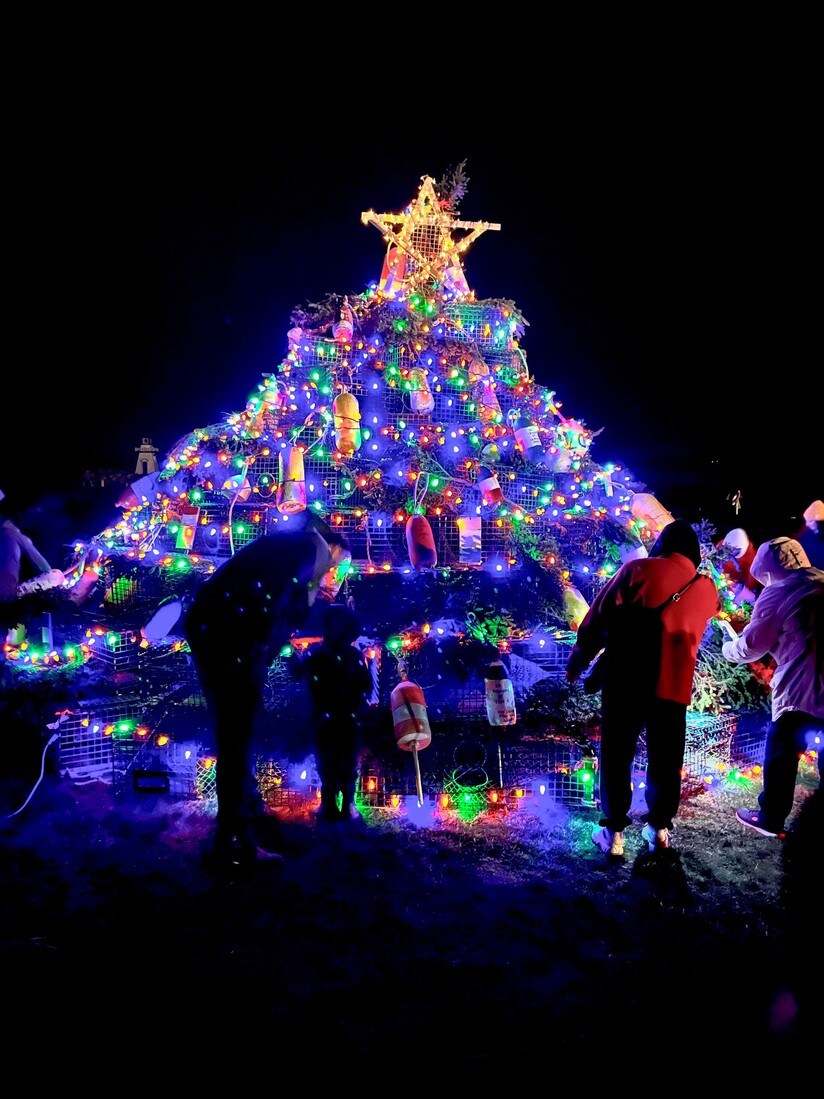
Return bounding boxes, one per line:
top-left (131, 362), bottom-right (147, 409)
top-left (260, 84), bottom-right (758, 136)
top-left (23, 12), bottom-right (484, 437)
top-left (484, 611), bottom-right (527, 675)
top-left (406, 514), bottom-right (437, 570)
top-left (390, 680), bottom-right (432, 752)
top-left (391, 677), bottom-right (431, 805)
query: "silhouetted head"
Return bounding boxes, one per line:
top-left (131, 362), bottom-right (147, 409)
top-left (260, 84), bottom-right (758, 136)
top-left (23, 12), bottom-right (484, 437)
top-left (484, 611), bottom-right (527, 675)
top-left (649, 519), bottom-right (702, 568)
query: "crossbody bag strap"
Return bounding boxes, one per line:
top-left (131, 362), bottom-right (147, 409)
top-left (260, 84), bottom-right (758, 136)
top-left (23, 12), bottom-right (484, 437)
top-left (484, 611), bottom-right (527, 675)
top-left (657, 572), bottom-right (701, 610)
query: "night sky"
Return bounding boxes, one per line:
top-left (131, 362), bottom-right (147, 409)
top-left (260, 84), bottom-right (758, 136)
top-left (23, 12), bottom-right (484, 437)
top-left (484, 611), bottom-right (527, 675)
top-left (8, 108), bottom-right (818, 544)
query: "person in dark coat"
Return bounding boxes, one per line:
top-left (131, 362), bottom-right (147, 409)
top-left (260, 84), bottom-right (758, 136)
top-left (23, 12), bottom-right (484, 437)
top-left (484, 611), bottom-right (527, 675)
top-left (183, 523), bottom-right (352, 873)
top-left (566, 519), bottom-right (721, 857)
top-left (300, 602), bottom-right (374, 824)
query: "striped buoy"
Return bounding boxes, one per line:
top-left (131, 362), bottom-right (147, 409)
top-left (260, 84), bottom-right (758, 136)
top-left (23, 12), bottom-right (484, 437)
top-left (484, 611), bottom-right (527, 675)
top-left (391, 678), bottom-right (431, 806)
top-left (391, 680), bottom-right (432, 751)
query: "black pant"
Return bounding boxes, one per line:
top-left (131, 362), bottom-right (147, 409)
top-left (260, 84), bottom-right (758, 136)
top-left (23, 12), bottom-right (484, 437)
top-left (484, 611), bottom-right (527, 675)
top-left (314, 718), bottom-right (360, 819)
top-left (759, 710), bottom-right (824, 832)
top-left (598, 689), bottom-right (687, 832)
top-left (188, 641), bottom-right (270, 851)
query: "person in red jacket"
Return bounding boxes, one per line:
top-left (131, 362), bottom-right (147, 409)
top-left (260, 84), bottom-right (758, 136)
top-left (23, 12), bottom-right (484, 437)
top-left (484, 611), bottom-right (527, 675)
top-left (566, 519), bottom-right (721, 857)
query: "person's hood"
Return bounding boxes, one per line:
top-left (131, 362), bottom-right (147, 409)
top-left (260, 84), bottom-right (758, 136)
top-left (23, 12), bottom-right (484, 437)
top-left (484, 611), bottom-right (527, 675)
top-left (749, 537), bottom-right (811, 586)
top-left (649, 518), bottom-right (702, 567)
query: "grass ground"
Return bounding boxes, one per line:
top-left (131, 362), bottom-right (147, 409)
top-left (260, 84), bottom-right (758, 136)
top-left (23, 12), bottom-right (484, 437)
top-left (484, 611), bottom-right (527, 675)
top-left (1, 749), bottom-right (819, 1084)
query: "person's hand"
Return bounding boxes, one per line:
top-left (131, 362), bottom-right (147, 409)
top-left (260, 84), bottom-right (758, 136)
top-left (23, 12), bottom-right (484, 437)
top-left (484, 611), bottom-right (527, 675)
top-left (566, 648), bottom-right (586, 683)
top-left (721, 640), bottom-right (739, 661)
top-left (716, 619), bottom-right (738, 643)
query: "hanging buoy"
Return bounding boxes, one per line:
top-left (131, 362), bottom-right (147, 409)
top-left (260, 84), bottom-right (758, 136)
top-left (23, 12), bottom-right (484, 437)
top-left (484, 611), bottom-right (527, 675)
top-left (563, 584), bottom-right (590, 629)
top-left (391, 679), bottom-right (432, 752)
top-left (543, 445), bottom-right (573, 473)
top-left (333, 391), bottom-right (362, 455)
top-left (333, 299), bottom-right (354, 343)
top-left (630, 493), bottom-right (674, 532)
top-left (378, 245), bottom-right (407, 297)
top-left (175, 505), bottom-right (200, 551)
top-left (221, 473), bottom-right (251, 501)
top-left (287, 326), bottom-right (303, 352)
top-left (468, 359), bottom-right (501, 423)
top-left (478, 464), bottom-right (504, 505)
top-left (477, 378), bottom-right (502, 424)
top-left (277, 445), bottom-right (307, 513)
top-left (484, 659), bottom-right (517, 726)
top-left (406, 514), bottom-right (437, 570)
top-left (511, 411), bottom-right (543, 462)
top-left (391, 677), bottom-right (432, 805)
top-left (247, 379), bottom-right (284, 433)
top-left (408, 367), bottom-right (434, 413)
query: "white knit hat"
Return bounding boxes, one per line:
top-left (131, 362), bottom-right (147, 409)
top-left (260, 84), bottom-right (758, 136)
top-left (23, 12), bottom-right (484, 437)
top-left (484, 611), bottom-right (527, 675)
top-left (803, 499), bottom-right (824, 523)
top-left (722, 528), bottom-right (750, 559)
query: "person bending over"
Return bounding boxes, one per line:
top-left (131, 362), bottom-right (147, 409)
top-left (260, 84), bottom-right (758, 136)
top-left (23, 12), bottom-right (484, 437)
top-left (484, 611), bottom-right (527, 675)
top-left (184, 523), bottom-right (351, 873)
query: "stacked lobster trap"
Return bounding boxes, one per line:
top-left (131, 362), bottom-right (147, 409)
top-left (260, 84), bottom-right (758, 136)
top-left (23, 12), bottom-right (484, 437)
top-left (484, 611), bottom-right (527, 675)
top-left (53, 596), bottom-right (214, 799)
top-left (38, 171), bottom-right (775, 823)
top-left (631, 710), bottom-right (765, 794)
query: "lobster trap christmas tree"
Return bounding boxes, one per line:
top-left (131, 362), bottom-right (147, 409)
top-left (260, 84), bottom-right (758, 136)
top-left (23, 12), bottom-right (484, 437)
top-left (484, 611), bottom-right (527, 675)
top-left (93, 165), bottom-right (683, 717)
top-left (6, 166), bottom-right (774, 809)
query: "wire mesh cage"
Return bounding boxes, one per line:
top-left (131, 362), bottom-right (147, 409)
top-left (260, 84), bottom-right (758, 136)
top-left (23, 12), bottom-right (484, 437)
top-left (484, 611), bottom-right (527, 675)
top-left (111, 733), bottom-right (205, 799)
top-left (56, 696), bottom-right (142, 780)
top-left (632, 711), bottom-right (741, 790)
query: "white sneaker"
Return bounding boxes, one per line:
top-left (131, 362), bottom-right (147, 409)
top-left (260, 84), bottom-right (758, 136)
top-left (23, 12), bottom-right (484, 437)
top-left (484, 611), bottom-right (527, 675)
top-left (642, 823), bottom-right (670, 851)
top-left (592, 825), bottom-right (624, 856)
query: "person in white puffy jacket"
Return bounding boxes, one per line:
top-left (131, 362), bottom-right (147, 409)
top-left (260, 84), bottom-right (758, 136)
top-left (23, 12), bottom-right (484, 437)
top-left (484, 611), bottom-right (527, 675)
top-left (720, 537), bottom-right (823, 837)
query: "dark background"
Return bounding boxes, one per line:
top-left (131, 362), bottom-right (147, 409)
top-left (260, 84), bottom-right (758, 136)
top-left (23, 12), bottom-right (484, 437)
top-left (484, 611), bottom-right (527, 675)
top-left (6, 86), bottom-right (818, 556)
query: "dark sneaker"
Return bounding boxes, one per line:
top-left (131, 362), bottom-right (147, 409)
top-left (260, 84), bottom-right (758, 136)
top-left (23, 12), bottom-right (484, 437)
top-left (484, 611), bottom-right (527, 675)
top-left (209, 832), bottom-right (284, 878)
top-left (317, 804), bottom-right (367, 829)
top-left (735, 807), bottom-right (783, 838)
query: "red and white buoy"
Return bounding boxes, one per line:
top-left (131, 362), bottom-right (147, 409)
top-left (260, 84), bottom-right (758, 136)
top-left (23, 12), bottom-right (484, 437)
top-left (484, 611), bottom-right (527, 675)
top-left (390, 673), bottom-right (432, 805)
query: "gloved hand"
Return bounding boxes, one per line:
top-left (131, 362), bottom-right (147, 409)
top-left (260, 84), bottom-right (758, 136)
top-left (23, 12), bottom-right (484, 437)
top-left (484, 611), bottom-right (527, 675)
top-left (722, 640), bottom-right (739, 661)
